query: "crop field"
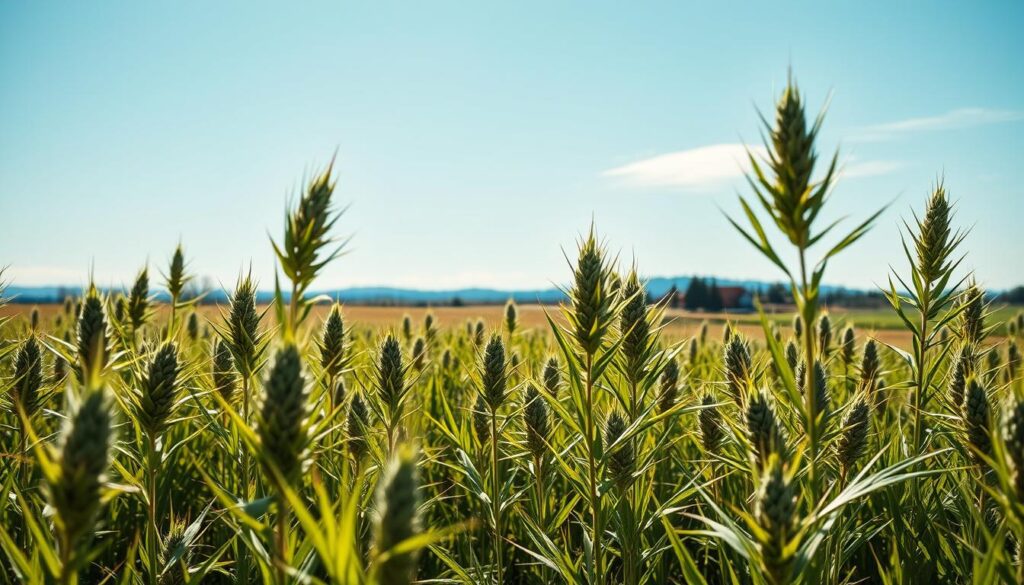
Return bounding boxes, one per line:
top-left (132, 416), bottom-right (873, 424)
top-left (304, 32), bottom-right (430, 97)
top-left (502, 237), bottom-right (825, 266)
top-left (2, 79), bottom-right (1024, 585)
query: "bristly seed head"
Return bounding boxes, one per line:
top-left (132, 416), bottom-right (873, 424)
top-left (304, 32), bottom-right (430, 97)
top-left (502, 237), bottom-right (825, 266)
top-left (604, 410), bottom-right (634, 489)
top-left (569, 229), bottom-right (616, 356)
top-left (138, 342), bottom-right (182, 437)
top-left (47, 389), bottom-right (114, 564)
top-left (659, 359), bottom-right (680, 413)
top-left (746, 390), bottom-right (786, 468)
top-left (1003, 400), bottom-right (1024, 498)
top-left (212, 338), bottom-right (237, 404)
top-left (373, 447), bottom-right (421, 585)
top-left (13, 337), bottom-right (44, 416)
top-left (481, 334), bottom-right (507, 411)
top-left (962, 376), bottom-right (991, 466)
top-left (755, 455), bottom-right (797, 584)
top-left (915, 183), bottom-right (954, 285)
top-left (723, 334), bottom-right (752, 403)
top-left (837, 399), bottom-right (870, 476)
top-left (77, 286), bottom-right (110, 386)
top-left (257, 344), bottom-right (310, 484)
top-left (699, 392), bottom-right (723, 455)
top-left (958, 284), bottom-right (986, 345)
top-left (523, 385), bottom-right (549, 459)
top-left (543, 357), bottom-right (561, 398)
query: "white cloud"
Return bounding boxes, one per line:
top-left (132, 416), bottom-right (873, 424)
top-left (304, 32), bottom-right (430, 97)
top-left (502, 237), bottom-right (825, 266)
top-left (603, 143), bottom-right (767, 189)
top-left (841, 159), bottom-right (904, 178)
top-left (852, 107), bottom-right (1024, 142)
top-left (604, 143), bottom-right (901, 188)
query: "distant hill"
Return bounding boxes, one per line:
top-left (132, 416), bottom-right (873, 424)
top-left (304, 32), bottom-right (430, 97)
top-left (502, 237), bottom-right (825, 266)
top-left (2, 277), bottom-right (868, 306)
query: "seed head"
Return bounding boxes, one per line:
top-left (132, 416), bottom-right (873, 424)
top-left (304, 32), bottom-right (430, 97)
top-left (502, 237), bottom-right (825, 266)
top-left (212, 338), bottom-right (237, 403)
top-left (138, 342), bottom-right (181, 437)
top-left (620, 270), bottom-right (651, 385)
top-left (423, 312), bottom-right (435, 338)
top-left (784, 339), bottom-right (798, 371)
top-left (963, 377), bottom-right (991, 465)
top-left (128, 268), bottom-right (149, 331)
top-left (1003, 400), bottom-right (1024, 497)
top-left (792, 314), bottom-right (803, 340)
top-left (257, 345), bottom-right (309, 484)
top-left (523, 385), bottom-right (549, 458)
top-left (47, 389), bottom-right (113, 562)
top-left (604, 410), bottom-right (633, 489)
top-left (505, 299), bottom-right (518, 335)
top-left (569, 230), bottom-right (616, 355)
top-left (412, 337), bottom-right (427, 371)
top-left (755, 455), bottom-right (797, 584)
top-left (373, 448), bottom-right (421, 585)
top-left (542, 357), bottom-right (561, 398)
top-left (377, 335), bottom-right (407, 416)
top-left (746, 390), bottom-right (785, 468)
top-left (77, 287), bottom-right (110, 384)
top-left (481, 335), bottom-right (507, 410)
top-left (158, 521), bottom-right (192, 585)
top-left (347, 393), bottom-right (371, 462)
top-left (699, 392), bottom-right (723, 455)
top-left (688, 337), bottom-right (699, 363)
top-left (722, 323), bottom-right (732, 345)
top-left (13, 337), bottom-right (44, 416)
top-left (914, 184), bottom-right (954, 285)
top-left (837, 399), bottom-right (870, 476)
top-left (473, 320), bottom-right (485, 347)
top-left (818, 314), bottom-right (832, 356)
top-left (472, 394), bottom-right (490, 445)
top-left (320, 304), bottom-right (346, 378)
top-left (958, 284), bottom-right (986, 345)
top-left (946, 344), bottom-right (974, 412)
top-left (859, 339), bottom-right (880, 387)
top-left (723, 334), bottom-right (752, 402)
top-left (165, 245), bottom-right (189, 302)
top-left (658, 359), bottom-right (680, 413)
top-left (841, 326), bottom-right (855, 364)
top-left (226, 275), bottom-right (264, 379)
top-left (401, 315), bottom-right (412, 342)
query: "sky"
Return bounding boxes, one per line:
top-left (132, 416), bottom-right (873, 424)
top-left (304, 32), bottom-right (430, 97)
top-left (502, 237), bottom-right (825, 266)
top-left (1, 1), bottom-right (1022, 293)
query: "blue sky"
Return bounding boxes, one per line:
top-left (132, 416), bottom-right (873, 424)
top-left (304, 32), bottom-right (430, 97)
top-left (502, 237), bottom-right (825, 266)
top-left (1, 1), bottom-right (1022, 292)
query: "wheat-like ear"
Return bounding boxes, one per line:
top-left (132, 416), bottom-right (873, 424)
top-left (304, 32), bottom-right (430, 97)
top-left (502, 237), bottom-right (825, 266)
top-left (47, 387), bottom-right (114, 577)
top-left (658, 358), bottom-right (680, 413)
top-left (76, 285), bottom-right (110, 387)
top-left (137, 342), bottom-right (182, 438)
top-left (257, 344), bottom-right (310, 486)
top-left (699, 392), bottom-right (723, 456)
top-left (524, 384), bottom-right (549, 459)
top-left (13, 336), bottom-right (44, 417)
top-left (482, 334), bottom-right (507, 411)
top-left (755, 454), bottom-right (798, 584)
top-left (373, 446), bottom-right (421, 585)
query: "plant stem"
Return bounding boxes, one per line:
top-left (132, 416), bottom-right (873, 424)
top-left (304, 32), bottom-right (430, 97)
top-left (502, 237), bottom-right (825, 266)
top-left (276, 497), bottom-right (290, 584)
top-left (147, 435), bottom-right (160, 585)
top-left (584, 352), bottom-right (603, 582)
top-left (912, 296), bottom-right (931, 453)
top-left (798, 249), bottom-right (820, 499)
top-left (490, 407), bottom-right (503, 584)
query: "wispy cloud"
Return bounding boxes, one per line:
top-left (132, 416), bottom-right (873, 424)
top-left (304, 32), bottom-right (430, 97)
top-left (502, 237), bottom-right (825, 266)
top-left (604, 143), bottom-right (900, 188)
top-left (841, 159), bottom-right (904, 179)
top-left (852, 107), bottom-right (1024, 142)
top-left (602, 143), bottom-right (765, 189)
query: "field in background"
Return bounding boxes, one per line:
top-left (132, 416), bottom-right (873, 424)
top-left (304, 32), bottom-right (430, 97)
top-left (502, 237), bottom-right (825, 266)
top-left (5, 302), bottom-right (1018, 350)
